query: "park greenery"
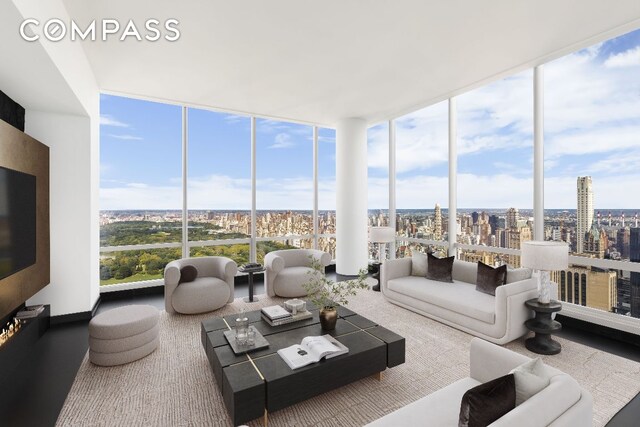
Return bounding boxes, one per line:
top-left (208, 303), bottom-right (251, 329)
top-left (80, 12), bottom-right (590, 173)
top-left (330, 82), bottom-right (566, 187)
top-left (100, 221), bottom-right (294, 286)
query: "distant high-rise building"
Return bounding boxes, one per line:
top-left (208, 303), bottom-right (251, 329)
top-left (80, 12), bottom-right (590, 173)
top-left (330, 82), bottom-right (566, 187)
top-left (434, 203), bottom-right (442, 240)
top-left (552, 266), bottom-right (617, 311)
top-left (489, 215), bottom-right (499, 232)
top-left (584, 224), bottom-right (607, 259)
top-left (630, 228), bottom-right (640, 318)
top-left (472, 211), bottom-right (479, 225)
top-left (617, 227), bottom-right (630, 259)
top-left (506, 208), bottom-right (519, 230)
top-left (576, 177), bottom-right (594, 254)
top-left (507, 226), bottom-right (531, 267)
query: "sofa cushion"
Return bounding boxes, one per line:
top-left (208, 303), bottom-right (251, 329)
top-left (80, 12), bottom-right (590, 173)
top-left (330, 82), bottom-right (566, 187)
top-left (273, 266), bottom-right (320, 298)
top-left (365, 377), bottom-right (481, 427)
top-left (476, 262), bottom-right (507, 296)
top-left (426, 253), bottom-right (454, 282)
top-left (459, 374), bottom-right (515, 427)
top-left (179, 265), bottom-right (198, 283)
top-left (411, 253), bottom-right (428, 277)
top-left (452, 260), bottom-right (478, 284)
top-left (387, 277), bottom-right (496, 324)
top-left (509, 358), bottom-right (551, 406)
top-left (506, 267), bottom-right (532, 283)
top-left (488, 374), bottom-right (582, 427)
top-left (172, 277), bottom-right (230, 314)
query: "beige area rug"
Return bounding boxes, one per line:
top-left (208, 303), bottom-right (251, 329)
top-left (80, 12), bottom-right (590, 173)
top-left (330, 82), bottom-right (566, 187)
top-left (57, 290), bottom-right (640, 427)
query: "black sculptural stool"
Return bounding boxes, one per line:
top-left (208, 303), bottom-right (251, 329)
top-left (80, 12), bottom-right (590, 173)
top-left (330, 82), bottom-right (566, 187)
top-left (524, 299), bottom-right (562, 355)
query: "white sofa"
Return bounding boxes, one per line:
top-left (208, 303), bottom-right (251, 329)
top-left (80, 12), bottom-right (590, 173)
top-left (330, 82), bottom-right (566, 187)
top-left (381, 258), bottom-right (557, 344)
top-left (367, 338), bottom-right (593, 427)
top-left (264, 249), bottom-right (332, 298)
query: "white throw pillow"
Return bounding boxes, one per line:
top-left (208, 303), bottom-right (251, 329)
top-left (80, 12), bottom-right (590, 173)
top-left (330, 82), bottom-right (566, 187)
top-left (509, 357), bottom-right (551, 405)
top-left (411, 253), bottom-right (428, 277)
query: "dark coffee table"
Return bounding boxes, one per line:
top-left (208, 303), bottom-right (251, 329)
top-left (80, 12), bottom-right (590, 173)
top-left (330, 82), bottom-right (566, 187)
top-left (201, 303), bottom-right (405, 426)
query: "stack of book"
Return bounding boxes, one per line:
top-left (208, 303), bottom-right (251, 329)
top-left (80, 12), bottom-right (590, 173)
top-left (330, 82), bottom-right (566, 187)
top-left (261, 305), bottom-right (312, 326)
top-left (15, 305), bottom-right (45, 320)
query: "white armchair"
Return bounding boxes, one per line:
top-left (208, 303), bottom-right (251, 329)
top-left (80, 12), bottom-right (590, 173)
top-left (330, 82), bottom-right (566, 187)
top-left (164, 256), bottom-right (237, 314)
top-left (264, 249), bottom-right (332, 298)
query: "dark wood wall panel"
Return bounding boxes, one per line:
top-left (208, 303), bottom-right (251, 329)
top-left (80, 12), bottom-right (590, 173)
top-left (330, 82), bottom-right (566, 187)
top-left (0, 119), bottom-right (49, 319)
top-left (0, 91), bottom-right (25, 132)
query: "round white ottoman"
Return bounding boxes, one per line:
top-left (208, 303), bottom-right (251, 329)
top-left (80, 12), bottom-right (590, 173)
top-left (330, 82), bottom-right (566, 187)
top-left (89, 305), bottom-right (160, 367)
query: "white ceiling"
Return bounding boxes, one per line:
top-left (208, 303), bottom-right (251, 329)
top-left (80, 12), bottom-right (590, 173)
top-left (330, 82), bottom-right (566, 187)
top-left (62, 0), bottom-right (640, 126)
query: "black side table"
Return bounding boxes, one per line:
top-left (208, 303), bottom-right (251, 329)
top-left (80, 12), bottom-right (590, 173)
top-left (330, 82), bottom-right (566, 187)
top-left (239, 266), bottom-right (265, 303)
top-left (371, 262), bottom-right (382, 292)
top-left (524, 299), bottom-right (562, 355)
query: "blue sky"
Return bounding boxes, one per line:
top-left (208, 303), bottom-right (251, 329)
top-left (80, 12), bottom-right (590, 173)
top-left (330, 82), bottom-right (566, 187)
top-left (100, 96), bottom-right (336, 210)
top-left (102, 28), bottom-right (639, 211)
top-left (367, 28), bottom-right (640, 210)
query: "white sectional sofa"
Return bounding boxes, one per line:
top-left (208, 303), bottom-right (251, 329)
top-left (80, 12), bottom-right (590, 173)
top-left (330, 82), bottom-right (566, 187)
top-left (381, 258), bottom-right (557, 344)
top-left (366, 338), bottom-right (593, 427)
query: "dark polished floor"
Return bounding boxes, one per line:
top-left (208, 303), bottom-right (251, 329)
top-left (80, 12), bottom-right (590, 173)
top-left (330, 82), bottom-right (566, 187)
top-left (1, 278), bottom-right (638, 427)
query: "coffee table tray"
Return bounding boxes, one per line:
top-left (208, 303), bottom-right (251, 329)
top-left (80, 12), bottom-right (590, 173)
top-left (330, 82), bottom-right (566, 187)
top-left (223, 326), bottom-right (269, 354)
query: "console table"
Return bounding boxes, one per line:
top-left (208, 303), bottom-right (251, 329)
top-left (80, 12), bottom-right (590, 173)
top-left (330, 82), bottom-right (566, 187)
top-left (524, 299), bottom-right (562, 355)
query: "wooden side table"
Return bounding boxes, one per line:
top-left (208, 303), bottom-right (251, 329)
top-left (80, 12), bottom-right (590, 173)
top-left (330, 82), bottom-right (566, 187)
top-left (524, 299), bottom-right (562, 355)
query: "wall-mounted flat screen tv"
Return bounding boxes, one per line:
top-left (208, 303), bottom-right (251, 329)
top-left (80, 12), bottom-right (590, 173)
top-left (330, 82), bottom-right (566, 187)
top-left (0, 165), bottom-right (36, 280)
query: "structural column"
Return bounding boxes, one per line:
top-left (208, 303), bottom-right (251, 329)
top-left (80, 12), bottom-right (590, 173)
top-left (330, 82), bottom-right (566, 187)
top-left (336, 118), bottom-right (368, 275)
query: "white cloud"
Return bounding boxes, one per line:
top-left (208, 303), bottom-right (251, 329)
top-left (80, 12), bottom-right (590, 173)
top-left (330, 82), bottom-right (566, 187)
top-left (108, 134), bottom-right (143, 141)
top-left (604, 46), bottom-right (640, 68)
top-left (100, 115), bottom-right (129, 127)
top-left (545, 173), bottom-right (640, 209)
top-left (269, 133), bottom-right (295, 149)
top-left (100, 174), bottom-right (332, 210)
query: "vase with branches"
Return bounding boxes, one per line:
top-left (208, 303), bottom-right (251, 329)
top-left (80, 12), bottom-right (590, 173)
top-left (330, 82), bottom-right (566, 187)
top-left (302, 256), bottom-right (369, 330)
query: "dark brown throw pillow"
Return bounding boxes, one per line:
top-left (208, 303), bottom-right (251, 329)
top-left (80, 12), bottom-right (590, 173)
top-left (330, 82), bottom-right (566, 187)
top-left (475, 262), bottom-right (507, 296)
top-left (179, 265), bottom-right (198, 283)
top-left (459, 374), bottom-right (516, 427)
top-left (426, 253), bottom-right (454, 283)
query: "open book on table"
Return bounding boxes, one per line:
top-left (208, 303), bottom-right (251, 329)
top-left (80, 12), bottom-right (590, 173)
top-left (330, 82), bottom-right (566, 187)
top-left (277, 335), bottom-right (348, 370)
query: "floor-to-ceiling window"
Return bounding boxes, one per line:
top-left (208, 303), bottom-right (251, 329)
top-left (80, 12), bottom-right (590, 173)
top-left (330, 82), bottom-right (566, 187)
top-left (395, 101), bottom-right (449, 258)
top-left (456, 70), bottom-right (534, 267)
top-left (545, 29), bottom-right (640, 317)
top-left (256, 119), bottom-right (314, 263)
top-left (187, 108), bottom-right (251, 265)
top-left (367, 122), bottom-right (389, 260)
top-left (99, 95), bottom-right (182, 286)
top-left (318, 128), bottom-right (337, 259)
top-left (100, 98), bottom-right (331, 288)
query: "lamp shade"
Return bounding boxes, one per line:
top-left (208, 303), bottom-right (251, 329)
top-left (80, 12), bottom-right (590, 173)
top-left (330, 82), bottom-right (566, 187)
top-left (521, 241), bottom-right (569, 271)
top-left (369, 226), bottom-right (395, 243)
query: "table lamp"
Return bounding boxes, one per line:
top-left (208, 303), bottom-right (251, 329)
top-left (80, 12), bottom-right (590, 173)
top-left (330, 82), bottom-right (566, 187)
top-left (521, 241), bottom-right (569, 304)
top-left (369, 226), bottom-right (395, 291)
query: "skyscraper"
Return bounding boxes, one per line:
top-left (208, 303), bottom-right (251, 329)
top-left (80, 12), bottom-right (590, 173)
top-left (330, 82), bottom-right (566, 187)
top-left (576, 176), bottom-right (594, 254)
top-left (617, 227), bottom-right (630, 259)
top-left (506, 207), bottom-right (519, 230)
top-left (630, 228), bottom-right (640, 318)
top-left (434, 203), bottom-right (442, 240)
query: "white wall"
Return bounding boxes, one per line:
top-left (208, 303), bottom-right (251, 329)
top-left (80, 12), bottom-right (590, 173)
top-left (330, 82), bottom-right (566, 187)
top-left (25, 111), bottom-right (99, 316)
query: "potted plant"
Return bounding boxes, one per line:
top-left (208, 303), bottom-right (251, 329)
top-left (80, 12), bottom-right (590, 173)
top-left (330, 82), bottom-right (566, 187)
top-left (302, 256), bottom-right (369, 330)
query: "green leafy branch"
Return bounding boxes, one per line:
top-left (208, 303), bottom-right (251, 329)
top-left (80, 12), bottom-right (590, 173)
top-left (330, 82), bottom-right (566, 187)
top-left (302, 256), bottom-right (369, 310)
